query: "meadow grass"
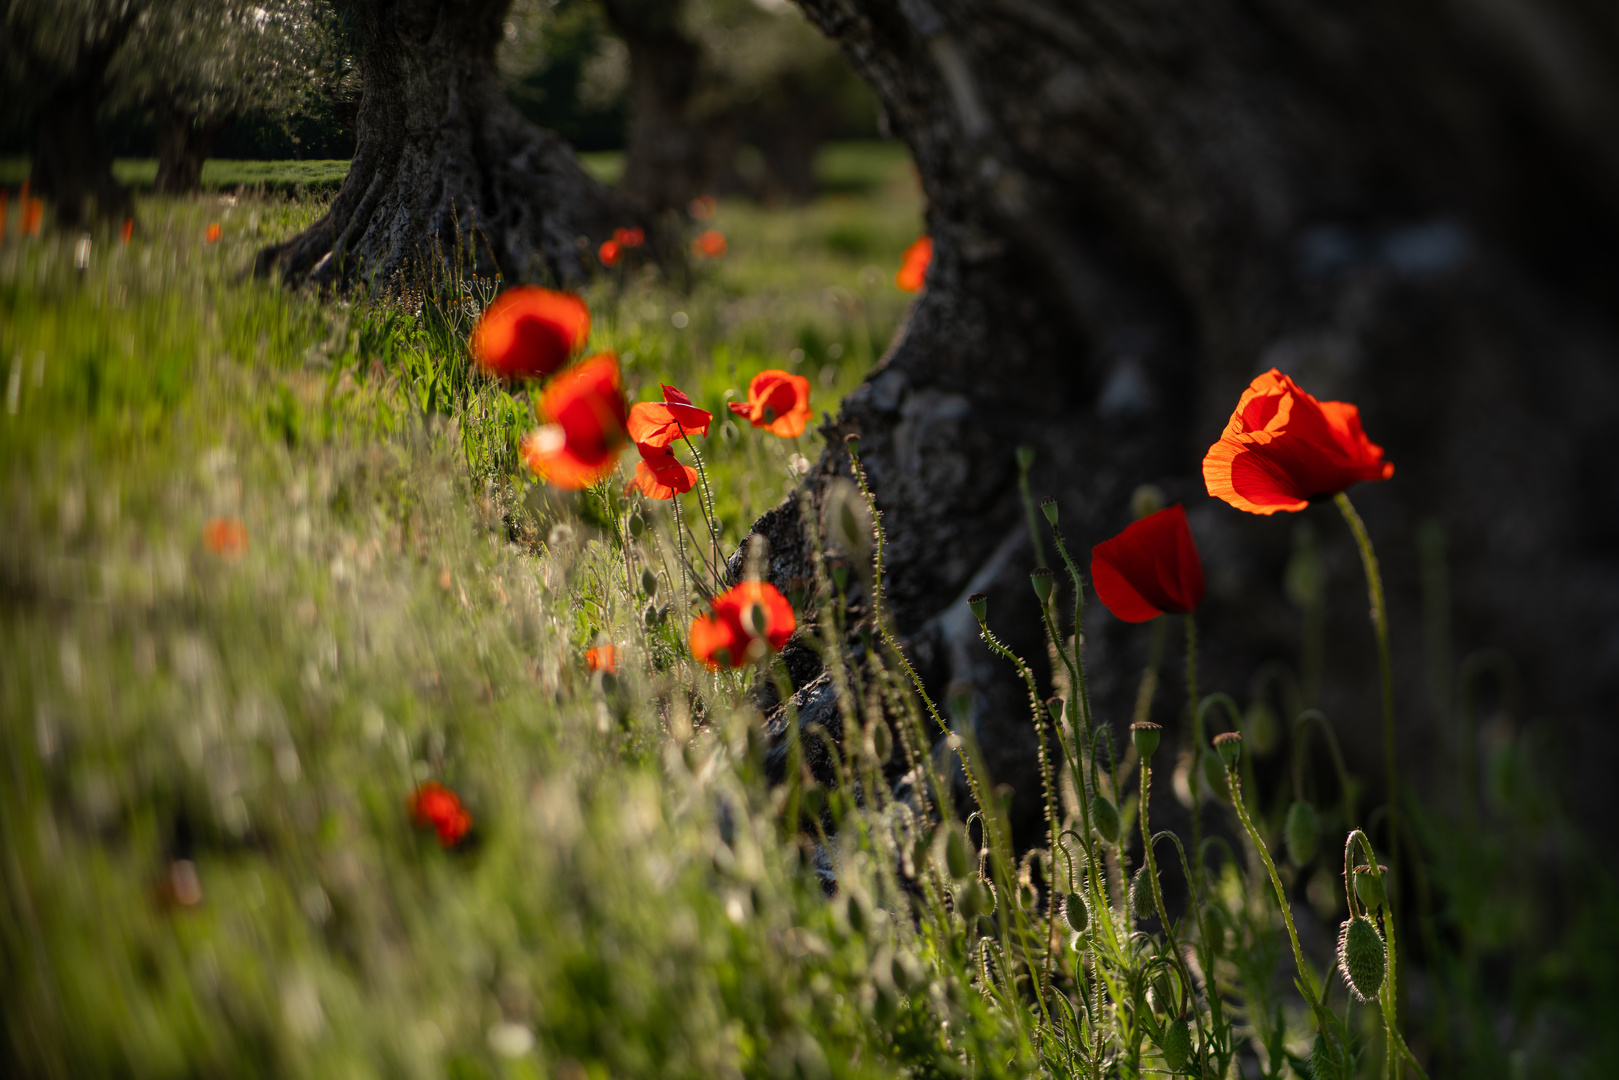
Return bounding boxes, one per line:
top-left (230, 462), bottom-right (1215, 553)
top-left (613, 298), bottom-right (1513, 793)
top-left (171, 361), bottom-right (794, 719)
top-left (3, 144), bottom-right (1616, 1079)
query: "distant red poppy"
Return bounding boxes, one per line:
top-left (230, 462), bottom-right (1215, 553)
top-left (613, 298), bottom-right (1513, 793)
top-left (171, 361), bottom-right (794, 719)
top-left (895, 235), bottom-right (932, 292)
top-left (627, 384), bottom-right (712, 448)
top-left (1202, 369), bottom-right (1394, 515)
top-left (21, 198), bottom-right (43, 237)
top-left (613, 227), bottom-right (645, 248)
top-left (408, 781), bottom-right (472, 847)
top-left (689, 195), bottom-right (717, 221)
top-left (120, 218), bottom-right (134, 245)
top-left (520, 352), bottom-right (628, 489)
top-left (598, 239), bottom-right (622, 267)
top-left (206, 223), bottom-right (222, 244)
top-left (585, 645), bottom-right (621, 673)
top-left (628, 442), bottom-right (698, 499)
top-left (727, 369), bottom-right (812, 437)
top-left (0, 192), bottom-right (9, 239)
top-left (1091, 505), bottom-right (1205, 622)
top-left (470, 286), bottom-right (591, 381)
top-left (203, 516), bottom-right (249, 558)
top-left (692, 229), bottom-right (728, 259)
top-left (689, 581), bottom-right (796, 669)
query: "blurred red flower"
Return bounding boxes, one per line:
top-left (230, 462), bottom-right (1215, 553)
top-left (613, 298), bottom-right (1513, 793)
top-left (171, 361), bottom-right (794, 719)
top-left (692, 229), bottom-right (727, 259)
top-left (628, 442), bottom-right (698, 499)
top-left (727, 369), bottom-right (812, 438)
top-left (470, 286), bottom-right (591, 381)
top-left (120, 218), bottom-right (134, 245)
top-left (895, 235), bottom-right (932, 292)
top-left (689, 195), bottom-right (717, 221)
top-left (22, 198), bottom-right (43, 237)
top-left (408, 781), bottom-right (472, 847)
top-left (598, 239), bottom-right (622, 267)
top-left (206, 223), bottom-right (222, 244)
top-left (689, 581), bottom-right (796, 669)
top-left (0, 192), bottom-right (10, 239)
top-left (1203, 369), bottom-right (1394, 515)
top-left (520, 353), bottom-right (628, 489)
top-left (1091, 504), bottom-right (1205, 622)
top-left (202, 516), bottom-right (249, 558)
top-left (627, 384), bottom-right (712, 448)
top-left (613, 227), bottom-right (645, 248)
top-left (585, 644), bottom-right (621, 673)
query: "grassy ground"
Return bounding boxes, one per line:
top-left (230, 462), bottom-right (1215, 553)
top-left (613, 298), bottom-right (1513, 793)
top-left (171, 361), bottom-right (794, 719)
top-left (3, 143), bottom-right (1616, 1079)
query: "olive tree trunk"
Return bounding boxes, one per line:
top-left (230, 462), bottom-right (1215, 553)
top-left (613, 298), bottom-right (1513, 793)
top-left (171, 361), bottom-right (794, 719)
top-left (153, 102), bottom-right (235, 195)
top-left (25, 12), bottom-right (136, 227)
top-left (743, 0), bottom-right (1619, 845)
top-left (603, 0), bottom-right (711, 216)
top-left (254, 0), bottom-right (634, 290)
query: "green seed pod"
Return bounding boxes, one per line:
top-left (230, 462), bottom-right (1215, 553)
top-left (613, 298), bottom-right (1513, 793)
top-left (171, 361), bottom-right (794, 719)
top-left (1015, 445), bottom-right (1036, 471)
top-left (1337, 915), bottom-right (1387, 1001)
top-left (1157, 1017), bottom-right (1192, 1072)
top-left (1063, 892), bottom-right (1088, 933)
top-left (1245, 698), bottom-right (1279, 756)
top-left (1353, 864), bottom-right (1388, 911)
top-left (627, 512), bottom-right (645, 538)
top-left (945, 827), bottom-right (973, 880)
top-left (641, 567), bottom-right (658, 596)
top-left (1030, 566), bottom-right (1054, 603)
top-left (1044, 696), bottom-right (1064, 725)
top-left (1091, 794), bottom-right (1121, 844)
top-left (644, 602), bottom-right (661, 629)
top-left (1285, 800), bottom-right (1319, 867)
top-left (1213, 730), bottom-right (1242, 770)
top-left (1131, 721), bottom-right (1162, 759)
top-left (1040, 495), bottom-right (1059, 526)
top-left (967, 592), bottom-right (987, 622)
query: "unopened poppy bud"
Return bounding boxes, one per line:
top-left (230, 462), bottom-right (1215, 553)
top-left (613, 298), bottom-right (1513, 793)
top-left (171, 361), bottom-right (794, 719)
top-left (1157, 1017), bottom-right (1192, 1072)
top-left (627, 512), bottom-right (645, 538)
top-left (1129, 864), bottom-right (1153, 915)
top-left (846, 893), bottom-right (868, 936)
top-left (1213, 730), bottom-right (1242, 770)
top-left (1040, 495), bottom-right (1058, 526)
top-left (1131, 721), bottom-right (1162, 758)
top-left (954, 879), bottom-right (983, 920)
top-left (1015, 445), bottom-right (1036, 471)
top-left (1353, 864), bottom-right (1388, 910)
top-left (890, 955), bottom-right (914, 993)
top-left (1284, 800), bottom-right (1319, 866)
top-left (1245, 698), bottom-right (1279, 756)
top-left (1044, 696), bottom-right (1064, 724)
top-left (1063, 891), bottom-right (1088, 932)
top-left (1030, 566), bottom-right (1054, 603)
top-left (1130, 483), bottom-right (1165, 520)
top-left (945, 827), bottom-right (973, 880)
top-left (967, 592), bottom-right (988, 622)
top-left (1337, 915), bottom-right (1387, 1001)
top-left (641, 567), bottom-right (658, 596)
top-left (1091, 794), bottom-right (1120, 843)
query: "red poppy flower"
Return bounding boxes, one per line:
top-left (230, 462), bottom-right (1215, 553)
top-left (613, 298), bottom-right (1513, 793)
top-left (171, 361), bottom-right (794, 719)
top-left (727, 369), bottom-right (812, 438)
top-left (585, 644), bottom-right (621, 673)
top-left (520, 352), bottom-right (628, 489)
top-left (613, 227), bottom-right (645, 248)
top-left (1090, 505), bottom-right (1205, 622)
top-left (408, 781), bottom-right (472, 847)
top-left (627, 384), bottom-right (712, 448)
top-left (628, 442), bottom-right (698, 499)
top-left (598, 239), bottom-right (622, 267)
top-left (689, 195), bottom-right (717, 221)
top-left (120, 218), bottom-right (133, 245)
top-left (203, 516), bottom-right (249, 558)
top-left (22, 198), bottom-right (44, 237)
top-left (1202, 369), bottom-right (1394, 515)
top-left (692, 229), bottom-right (728, 259)
top-left (895, 235), bottom-right (932, 292)
top-left (689, 581), bottom-right (796, 669)
top-left (206, 223), bottom-right (222, 244)
top-left (470, 286), bottom-right (591, 381)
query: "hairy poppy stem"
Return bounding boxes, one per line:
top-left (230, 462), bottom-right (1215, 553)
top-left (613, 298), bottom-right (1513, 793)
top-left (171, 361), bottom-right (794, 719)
top-left (1185, 615), bottom-right (1203, 881)
top-left (1224, 763), bottom-right (1318, 1010)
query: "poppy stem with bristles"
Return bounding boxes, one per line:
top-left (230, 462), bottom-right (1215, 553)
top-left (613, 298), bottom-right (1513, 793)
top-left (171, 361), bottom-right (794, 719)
top-left (1185, 614), bottom-right (1203, 881)
top-left (1224, 761), bottom-right (1318, 1010)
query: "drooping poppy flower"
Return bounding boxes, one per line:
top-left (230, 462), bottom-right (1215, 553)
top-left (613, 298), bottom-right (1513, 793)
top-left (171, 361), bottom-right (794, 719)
top-left (628, 442), bottom-right (698, 499)
top-left (692, 229), bottom-right (728, 259)
top-left (206, 223), bottom-right (222, 244)
top-left (120, 218), bottom-right (134, 245)
top-left (1202, 369), bottom-right (1394, 515)
top-left (585, 644), bottom-right (621, 673)
top-left (519, 352), bottom-right (628, 489)
top-left (470, 286), bottom-right (591, 381)
top-left (598, 239), bottom-right (622, 267)
top-left (408, 781), bottom-right (473, 847)
top-left (727, 369), bottom-right (812, 437)
top-left (1090, 505), bottom-right (1205, 623)
top-left (203, 516), bottom-right (249, 558)
top-left (613, 227), bottom-right (645, 248)
top-left (895, 235), bottom-right (932, 292)
top-left (689, 581), bottom-right (796, 669)
top-left (627, 384), bottom-right (712, 448)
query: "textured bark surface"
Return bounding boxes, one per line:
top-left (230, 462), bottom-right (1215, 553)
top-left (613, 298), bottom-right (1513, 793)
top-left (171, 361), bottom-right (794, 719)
top-left (26, 15), bottom-right (136, 227)
top-left (605, 0), bottom-right (710, 216)
top-left (743, 0), bottom-right (1619, 845)
top-left (154, 103), bottom-right (235, 196)
top-left (255, 0), bottom-right (634, 290)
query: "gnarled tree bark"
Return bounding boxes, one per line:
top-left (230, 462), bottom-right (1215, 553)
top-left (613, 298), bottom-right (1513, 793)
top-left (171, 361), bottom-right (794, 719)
top-left (153, 101), bottom-right (235, 195)
top-left (743, 0), bottom-right (1619, 848)
top-left (255, 0), bottom-right (635, 290)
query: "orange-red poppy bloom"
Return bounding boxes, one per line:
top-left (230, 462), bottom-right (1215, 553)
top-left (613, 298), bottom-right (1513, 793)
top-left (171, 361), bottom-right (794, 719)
top-left (470, 286), bottom-right (590, 381)
top-left (627, 384), bottom-right (712, 448)
top-left (598, 239), bottom-right (622, 267)
top-left (1090, 504), bottom-right (1205, 622)
top-left (613, 227), bottom-right (645, 248)
top-left (22, 198), bottom-right (43, 237)
top-left (689, 581), bottom-right (796, 669)
top-left (520, 352), bottom-right (628, 489)
top-left (408, 781), bottom-right (472, 847)
top-left (1202, 369), bottom-right (1394, 515)
top-left (628, 442), bottom-right (698, 499)
top-left (203, 516), bottom-right (249, 558)
top-left (585, 644), bottom-right (621, 673)
top-left (0, 192), bottom-right (9, 239)
top-left (206, 223), bottom-right (222, 244)
top-left (692, 229), bottom-right (727, 259)
top-left (727, 369), bottom-right (812, 438)
top-left (895, 235), bottom-right (932, 292)
top-left (120, 218), bottom-right (134, 245)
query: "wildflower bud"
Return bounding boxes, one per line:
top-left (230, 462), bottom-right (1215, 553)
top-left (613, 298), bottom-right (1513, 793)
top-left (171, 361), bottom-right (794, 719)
top-left (1064, 891), bottom-right (1088, 933)
top-left (1213, 730), bottom-right (1242, 770)
top-left (641, 568), bottom-right (658, 596)
top-left (1157, 1017), bottom-right (1192, 1072)
top-left (1310, 1033), bottom-right (1348, 1080)
top-left (627, 512), bottom-right (645, 538)
top-left (945, 681), bottom-right (976, 728)
top-left (1044, 697), bottom-right (1064, 724)
top-left (1245, 698), bottom-right (1279, 756)
top-left (1039, 495), bottom-right (1058, 526)
top-left (1091, 794), bottom-right (1121, 843)
top-left (967, 592), bottom-right (988, 623)
top-left (890, 955), bottom-right (914, 993)
top-left (846, 893), bottom-right (868, 936)
top-left (1130, 483), bottom-right (1165, 520)
top-left (1131, 721), bottom-right (1162, 758)
top-left (1353, 864), bottom-right (1388, 911)
top-left (945, 826), bottom-right (973, 880)
top-left (1337, 915), bottom-right (1387, 1001)
top-left (870, 718), bottom-right (893, 763)
top-left (1129, 865), bottom-right (1153, 916)
top-left (1284, 801), bottom-right (1319, 866)
top-left (954, 879), bottom-right (983, 920)
top-left (1015, 445), bottom-right (1036, 471)
top-left (1029, 566), bottom-right (1054, 603)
